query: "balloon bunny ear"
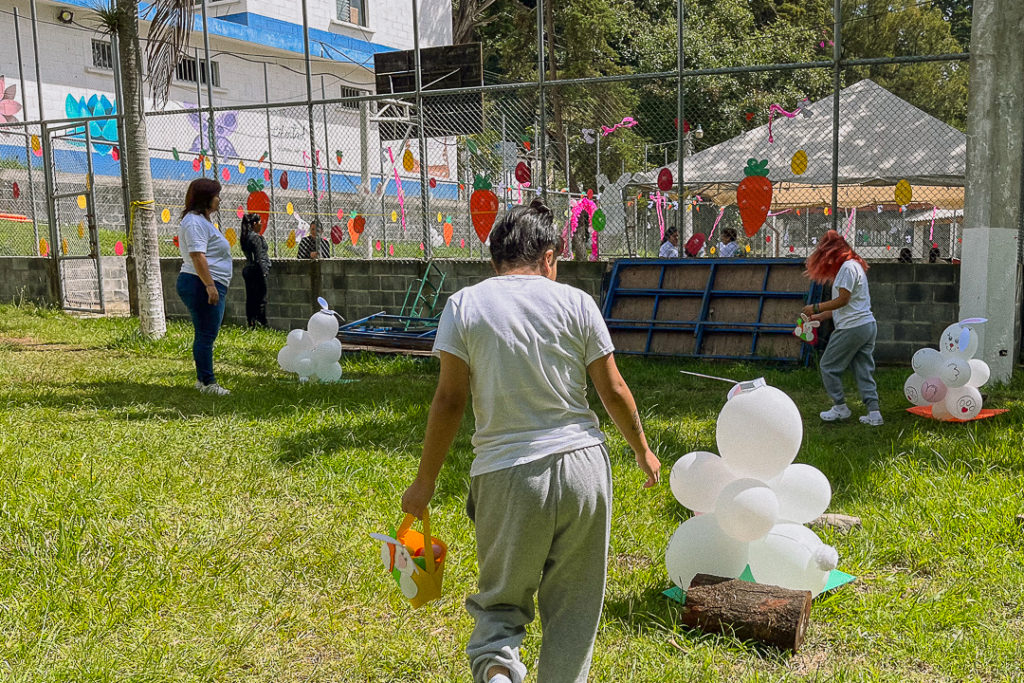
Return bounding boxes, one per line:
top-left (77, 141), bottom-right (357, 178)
top-left (958, 327), bottom-right (971, 353)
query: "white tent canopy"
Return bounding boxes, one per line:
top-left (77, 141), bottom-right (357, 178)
top-left (637, 79), bottom-right (966, 195)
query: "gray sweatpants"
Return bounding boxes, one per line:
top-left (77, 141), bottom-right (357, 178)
top-left (465, 444), bottom-right (612, 683)
top-left (819, 321), bottom-right (879, 411)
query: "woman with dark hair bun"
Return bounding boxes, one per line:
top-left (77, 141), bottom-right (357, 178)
top-left (401, 199), bottom-right (660, 683)
top-left (176, 178), bottom-right (232, 396)
top-left (240, 213), bottom-right (270, 327)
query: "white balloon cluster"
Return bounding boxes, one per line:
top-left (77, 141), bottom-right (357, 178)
top-left (277, 297), bottom-right (343, 382)
top-left (666, 382), bottom-right (839, 597)
top-left (903, 319), bottom-right (989, 421)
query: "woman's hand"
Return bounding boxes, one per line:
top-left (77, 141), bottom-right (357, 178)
top-left (635, 449), bottom-right (661, 488)
top-left (801, 304), bottom-right (815, 318)
top-left (401, 477), bottom-right (436, 519)
top-left (206, 283), bottom-right (220, 305)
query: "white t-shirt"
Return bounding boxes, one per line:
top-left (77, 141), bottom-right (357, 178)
top-left (832, 259), bottom-right (874, 329)
top-left (718, 241), bottom-right (740, 257)
top-left (659, 241), bottom-right (679, 258)
top-left (179, 212), bottom-right (233, 286)
top-left (433, 275), bottom-right (614, 477)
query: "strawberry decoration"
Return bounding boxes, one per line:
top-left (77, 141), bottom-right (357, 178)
top-left (470, 174), bottom-right (499, 243)
top-left (737, 158), bottom-right (772, 237)
top-left (245, 178), bottom-right (271, 235)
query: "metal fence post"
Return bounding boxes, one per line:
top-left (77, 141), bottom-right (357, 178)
top-left (13, 8), bottom-right (39, 252)
top-left (831, 0), bottom-right (842, 232)
top-left (111, 34), bottom-right (132, 248)
top-left (321, 75), bottom-right (335, 254)
top-left (537, 0), bottom-right (547, 202)
top-left (263, 63), bottom-right (278, 257)
top-left (301, 0), bottom-right (320, 226)
top-left (675, 0), bottom-right (685, 239)
top-left (200, 0), bottom-right (218, 177)
top-left (194, 48), bottom-right (206, 179)
top-left (412, 0), bottom-right (431, 260)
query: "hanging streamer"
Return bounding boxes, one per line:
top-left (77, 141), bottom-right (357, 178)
top-left (591, 227), bottom-right (599, 261)
top-left (767, 103), bottom-right (802, 143)
top-left (845, 207), bottom-right (857, 240)
top-left (649, 192), bottom-right (666, 241)
top-left (708, 207), bottom-right (726, 240)
top-left (386, 147), bottom-right (407, 232)
top-left (929, 205), bottom-right (936, 242)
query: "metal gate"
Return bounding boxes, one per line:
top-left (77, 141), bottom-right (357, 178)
top-left (41, 120), bottom-right (105, 314)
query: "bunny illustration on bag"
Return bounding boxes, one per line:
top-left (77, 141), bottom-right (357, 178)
top-left (370, 533), bottom-right (420, 599)
top-left (370, 512), bottom-right (447, 608)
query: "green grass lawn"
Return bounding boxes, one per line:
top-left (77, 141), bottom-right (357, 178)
top-left (1, 303), bottom-right (1022, 682)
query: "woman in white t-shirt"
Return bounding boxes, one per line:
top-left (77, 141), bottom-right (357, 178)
top-left (175, 178), bottom-right (232, 396)
top-left (802, 230), bottom-right (881, 425)
top-left (401, 199), bottom-right (660, 683)
top-left (717, 227), bottom-right (740, 257)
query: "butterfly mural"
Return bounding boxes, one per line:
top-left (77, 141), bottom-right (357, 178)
top-left (0, 77), bottom-right (22, 124)
top-left (64, 93), bottom-right (118, 154)
top-left (183, 104), bottom-right (239, 159)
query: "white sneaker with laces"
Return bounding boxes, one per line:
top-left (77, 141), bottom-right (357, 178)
top-left (819, 404), bottom-right (851, 421)
top-left (859, 410), bottom-right (884, 426)
top-left (198, 382), bottom-right (231, 396)
top-left (488, 676), bottom-right (512, 683)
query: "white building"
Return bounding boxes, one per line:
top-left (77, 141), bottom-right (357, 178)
top-left (0, 0), bottom-right (460, 248)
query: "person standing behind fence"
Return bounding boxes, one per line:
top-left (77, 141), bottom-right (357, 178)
top-left (717, 227), bottom-right (740, 257)
top-left (176, 178), bottom-right (232, 396)
top-left (659, 227), bottom-right (680, 258)
top-left (240, 213), bottom-right (270, 328)
top-left (401, 199), bottom-right (660, 683)
top-left (297, 219), bottom-right (331, 259)
top-left (801, 229), bottom-right (882, 426)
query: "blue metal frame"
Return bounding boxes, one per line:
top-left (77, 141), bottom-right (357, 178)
top-left (601, 258), bottom-right (823, 364)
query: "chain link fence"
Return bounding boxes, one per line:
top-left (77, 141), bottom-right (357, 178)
top-left (0, 6), bottom-right (976, 265)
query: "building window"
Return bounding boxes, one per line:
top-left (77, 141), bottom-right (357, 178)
top-left (337, 0), bottom-right (367, 26)
top-left (176, 57), bottom-right (221, 88)
top-left (92, 40), bottom-right (114, 70)
top-left (338, 87), bottom-right (367, 110)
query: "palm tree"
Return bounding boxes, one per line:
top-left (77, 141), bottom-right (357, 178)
top-left (95, 0), bottom-right (194, 339)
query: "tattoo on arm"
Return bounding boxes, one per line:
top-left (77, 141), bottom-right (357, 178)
top-left (630, 408), bottom-right (645, 440)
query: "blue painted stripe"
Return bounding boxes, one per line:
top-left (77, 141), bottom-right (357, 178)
top-left (54, 1), bottom-right (396, 66)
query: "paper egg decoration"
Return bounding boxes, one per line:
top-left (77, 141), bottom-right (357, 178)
top-left (894, 179), bottom-right (912, 205)
top-left (515, 162), bottom-right (531, 184)
top-left (592, 209), bottom-right (606, 232)
top-left (657, 168), bottom-right (673, 192)
top-left (402, 149), bottom-right (415, 172)
top-left (161, 208), bottom-right (170, 223)
top-left (280, 171), bottom-right (289, 189)
top-left (790, 149), bottom-right (808, 175)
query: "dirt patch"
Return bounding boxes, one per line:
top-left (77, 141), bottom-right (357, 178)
top-left (0, 335), bottom-right (90, 353)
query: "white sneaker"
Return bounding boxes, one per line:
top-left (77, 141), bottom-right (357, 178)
top-left (488, 676), bottom-right (513, 683)
top-left (198, 382), bottom-right (231, 396)
top-left (819, 404), bottom-right (851, 421)
top-left (859, 410), bottom-right (884, 426)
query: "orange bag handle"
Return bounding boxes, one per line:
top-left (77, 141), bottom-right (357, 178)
top-left (397, 510), bottom-right (436, 577)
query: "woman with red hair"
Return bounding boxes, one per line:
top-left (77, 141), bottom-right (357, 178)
top-left (802, 230), bottom-right (882, 425)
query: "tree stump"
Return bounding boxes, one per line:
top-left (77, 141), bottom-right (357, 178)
top-left (679, 574), bottom-right (812, 652)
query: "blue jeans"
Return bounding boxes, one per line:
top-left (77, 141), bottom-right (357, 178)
top-left (176, 272), bottom-right (228, 385)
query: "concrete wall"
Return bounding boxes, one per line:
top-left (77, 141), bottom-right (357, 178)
top-left (0, 257), bottom-right (55, 305)
top-left (869, 262), bottom-right (960, 363)
top-left (155, 258), bottom-right (962, 364)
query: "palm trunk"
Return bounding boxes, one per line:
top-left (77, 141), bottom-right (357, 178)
top-left (116, 0), bottom-right (165, 339)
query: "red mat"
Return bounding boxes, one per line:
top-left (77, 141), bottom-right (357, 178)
top-left (906, 405), bottom-right (1008, 422)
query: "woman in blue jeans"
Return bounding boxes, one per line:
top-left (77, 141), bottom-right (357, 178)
top-left (176, 178), bottom-right (232, 396)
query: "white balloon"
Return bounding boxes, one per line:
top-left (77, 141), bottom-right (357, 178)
top-left (665, 514), bottom-right (749, 590)
top-left (944, 385), bottom-right (982, 421)
top-left (903, 373), bottom-right (928, 406)
top-left (939, 356), bottom-right (971, 388)
top-left (716, 385), bottom-right (802, 480)
top-left (714, 478), bottom-right (780, 542)
top-left (317, 361), bottom-right (343, 383)
top-left (748, 523), bottom-right (833, 597)
top-left (769, 464), bottom-right (832, 524)
top-left (920, 376), bottom-right (947, 403)
top-left (669, 451), bottom-right (738, 513)
top-left (939, 323), bottom-right (978, 358)
top-left (311, 338), bottom-right (343, 365)
top-left (966, 359), bottom-right (990, 388)
top-left (911, 348), bottom-right (942, 378)
top-left (308, 310), bottom-right (340, 344)
top-left (277, 345), bottom-right (299, 373)
top-left (287, 329), bottom-right (315, 352)
top-left (294, 356), bottom-right (313, 379)
top-left (931, 399), bottom-right (953, 420)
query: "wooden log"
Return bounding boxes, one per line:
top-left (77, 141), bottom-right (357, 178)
top-left (680, 574), bottom-right (812, 652)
